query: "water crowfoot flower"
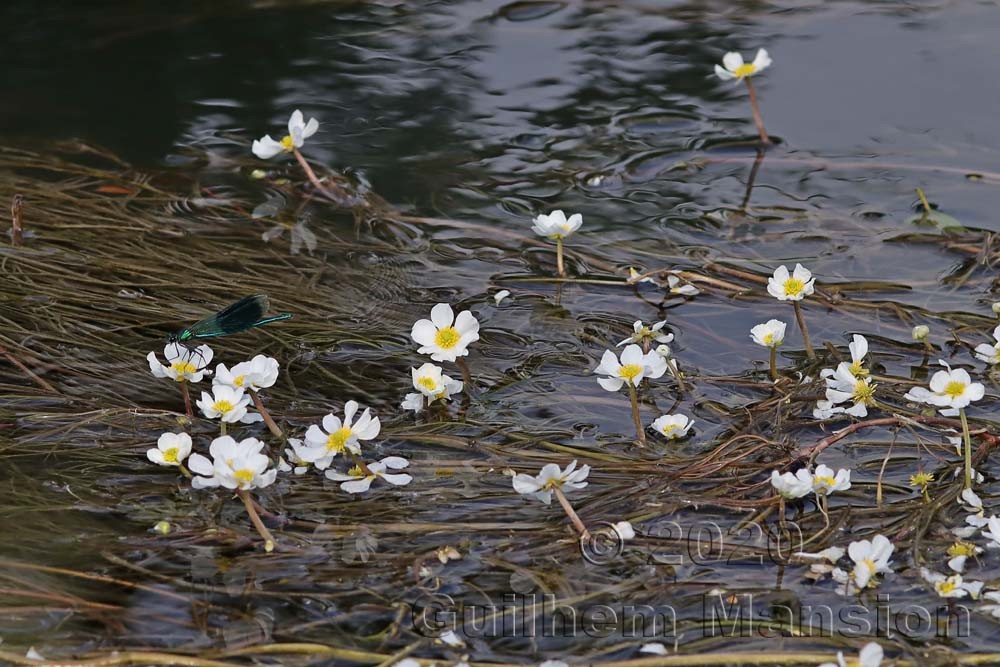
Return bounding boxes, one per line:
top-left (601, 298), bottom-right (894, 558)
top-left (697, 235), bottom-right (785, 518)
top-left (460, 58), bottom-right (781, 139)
top-left (910, 471), bottom-right (934, 502)
top-left (818, 642), bottom-right (883, 667)
top-left (401, 363), bottom-right (464, 414)
top-left (618, 320), bottom-right (673, 351)
top-left (411, 303), bottom-right (480, 364)
top-left (512, 461), bottom-right (591, 537)
top-left (297, 401), bottom-right (381, 470)
top-left (148, 342), bottom-right (214, 417)
top-left (215, 355), bottom-right (282, 437)
top-left (813, 362), bottom-right (877, 420)
top-left (594, 344), bottom-right (668, 443)
top-left (650, 414), bottom-right (693, 440)
top-left (750, 319), bottom-right (786, 380)
top-left (196, 384), bottom-right (252, 431)
top-left (921, 568), bottom-right (984, 599)
top-left (974, 325), bottom-right (1000, 365)
top-left (714, 49), bottom-right (772, 144)
top-left (147, 432), bottom-right (192, 469)
top-left (325, 456), bottom-right (412, 494)
top-left (905, 361), bottom-right (984, 490)
top-left (767, 264), bottom-right (816, 359)
top-left (770, 469), bottom-right (813, 500)
top-left (252, 110), bottom-right (318, 160)
top-left (531, 210), bottom-right (582, 277)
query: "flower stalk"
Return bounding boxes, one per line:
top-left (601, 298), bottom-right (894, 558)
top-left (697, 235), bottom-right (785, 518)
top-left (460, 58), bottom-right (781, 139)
top-left (249, 388), bottom-right (283, 439)
top-left (237, 489), bottom-right (275, 553)
top-left (792, 301), bottom-right (815, 360)
top-left (179, 382), bottom-right (193, 418)
top-left (10, 194), bottom-right (23, 247)
top-left (744, 78), bottom-right (770, 145)
top-left (556, 237), bottom-right (566, 277)
top-left (960, 408), bottom-right (973, 491)
top-left (768, 346), bottom-right (778, 381)
top-left (456, 357), bottom-right (473, 392)
top-left (552, 486), bottom-right (589, 539)
top-left (627, 382), bottom-right (646, 444)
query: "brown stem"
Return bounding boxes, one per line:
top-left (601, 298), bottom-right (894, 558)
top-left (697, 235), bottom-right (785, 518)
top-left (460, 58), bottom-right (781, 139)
top-left (0, 343), bottom-right (58, 393)
top-left (792, 301), bottom-right (816, 360)
top-left (668, 358), bottom-right (687, 393)
top-left (456, 357), bottom-right (473, 391)
top-left (179, 381), bottom-right (193, 418)
top-left (552, 486), bottom-right (589, 539)
top-left (769, 346), bottom-right (778, 381)
top-left (249, 388), bottom-right (283, 438)
top-left (292, 149), bottom-right (350, 203)
top-left (348, 450), bottom-right (374, 477)
top-left (238, 490), bottom-right (276, 552)
top-left (740, 149), bottom-right (765, 211)
top-left (10, 194), bottom-right (23, 247)
top-left (627, 382), bottom-right (647, 444)
top-left (556, 237), bottom-right (566, 277)
top-left (744, 78), bottom-right (771, 145)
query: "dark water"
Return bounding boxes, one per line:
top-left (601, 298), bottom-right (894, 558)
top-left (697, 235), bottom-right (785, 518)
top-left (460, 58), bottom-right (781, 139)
top-left (4, 0), bottom-right (1000, 662)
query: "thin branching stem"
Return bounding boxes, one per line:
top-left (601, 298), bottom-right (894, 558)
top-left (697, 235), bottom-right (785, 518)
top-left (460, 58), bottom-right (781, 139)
top-left (238, 489), bottom-right (275, 552)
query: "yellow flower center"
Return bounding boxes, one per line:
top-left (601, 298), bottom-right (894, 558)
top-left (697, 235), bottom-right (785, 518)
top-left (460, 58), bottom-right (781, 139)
top-left (435, 326), bottom-right (461, 349)
top-left (910, 472), bottom-right (934, 488)
top-left (849, 360), bottom-right (868, 377)
top-left (170, 360), bottom-right (198, 376)
top-left (862, 558), bottom-right (877, 576)
top-left (734, 63), bottom-right (757, 78)
top-left (944, 381), bottom-right (966, 398)
top-left (417, 376), bottom-right (440, 392)
top-left (661, 424), bottom-right (678, 434)
top-left (618, 363), bottom-right (643, 383)
top-left (348, 465), bottom-right (365, 477)
top-left (763, 333), bottom-right (774, 345)
top-left (938, 580), bottom-right (958, 595)
top-left (949, 541), bottom-right (978, 558)
top-left (233, 374), bottom-right (247, 388)
top-left (853, 380), bottom-right (876, 405)
top-left (325, 426), bottom-right (353, 453)
top-left (233, 469), bottom-right (255, 484)
top-left (815, 475), bottom-right (837, 488)
top-left (213, 400), bottom-right (235, 413)
top-left (280, 135), bottom-right (295, 151)
top-left (782, 277), bottom-right (806, 297)
top-left (163, 447), bottom-right (179, 463)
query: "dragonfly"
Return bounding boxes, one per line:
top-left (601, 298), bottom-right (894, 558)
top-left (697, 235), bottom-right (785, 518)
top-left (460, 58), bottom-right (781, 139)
top-left (167, 295), bottom-right (292, 361)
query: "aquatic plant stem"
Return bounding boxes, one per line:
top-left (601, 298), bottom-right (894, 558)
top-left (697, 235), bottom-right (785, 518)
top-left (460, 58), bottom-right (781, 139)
top-left (552, 486), bottom-right (589, 539)
top-left (10, 194), bottom-right (23, 247)
top-left (220, 421), bottom-right (228, 437)
top-left (792, 301), bottom-right (816, 360)
top-left (668, 359), bottom-right (687, 393)
top-left (179, 381), bottom-right (193, 418)
top-left (627, 383), bottom-right (646, 444)
top-left (292, 149), bottom-right (349, 203)
top-left (916, 187), bottom-right (933, 216)
top-left (238, 489), bottom-right (275, 553)
top-left (249, 389), bottom-right (283, 438)
top-left (348, 451), bottom-right (374, 477)
top-left (744, 78), bottom-right (771, 145)
top-left (961, 408), bottom-right (973, 491)
top-left (556, 237), bottom-right (566, 277)
top-left (456, 357), bottom-right (473, 391)
top-left (769, 346), bottom-right (778, 381)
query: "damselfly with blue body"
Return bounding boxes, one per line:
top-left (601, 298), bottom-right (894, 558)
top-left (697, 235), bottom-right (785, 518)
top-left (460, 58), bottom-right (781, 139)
top-left (167, 295), bottom-right (292, 359)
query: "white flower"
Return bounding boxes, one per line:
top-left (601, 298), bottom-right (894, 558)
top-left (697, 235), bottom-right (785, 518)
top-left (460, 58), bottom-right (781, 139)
top-left (188, 436), bottom-right (277, 490)
top-left (813, 362), bottom-right (876, 419)
top-left (982, 516), bottom-right (1000, 548)
top-left (819, 643), bottom-right (883, 667)
top-left (628, 267), bottom-right (658, 285)
top-left (904, 361), bottom-right (985, 414)
top-left (411, 303), bottom-right (480, 362)
top-left (594, 344), bottom-right (668, 392)
top-left (639, 643), bottom-right (668, 655)
top-left (532, 210), bottom-right (582, 240)
top-left (196, 384), bottom-right (251, 423)
top-left (494, 290), bottom-right (511, 305)
top-left (277, 438), bottom-right (312, 475)
top-left (750, 320), bottom-right (786, 348)
top-left (297, 401), bottom-right (381, 470)
top-left (146, 432), bottom-right (192, 467)
top-left (147, 342), bottom-right (213, 382)
top-left (982, 591), bottom-right (1000, 618)
top-left (812, 464), bottom-right (851, 496)
top-left (767, 263), bottom-right (815, 301)
top-left (974, 325), bottom-right (1000, 364)
top-left (539, 662), bottom-right (569, 667)
top-left (325, 456), bottom-right (412, 494)
top-left (667, 273), bottom-right (700, 296)
top-left (846, 535), bottom-right (894, 589)
top-left (437, 630), bottom-right (465, 648)
top-left (214, 355), bottom-right (279, 392)
top-left (921, 568), bottom-right (983, 599)
top-left (613, 521), bottom-right (636, 540)
top-left (512, 460), bottom-right (590, 505)
top-left (847, 335), bottom-right (869, 375)
top-left (960, 488), bottom-right (984, 515)
top-left (714, 49), bottom-right (772, 81)
top-left (402, 363), bottom-right (464, 413)
top-left (252, 109), bottom-right (319, 159)
top-left (770, 469), bottom-right (813, 499)
top-left (794, 546), bottom-right (845, 562)
top-left (912, 325), bottom-right (930, 341)
top-left (618, 320), bottom-right (674, 347)
top-left (650, 414), bottom-right (693, 439)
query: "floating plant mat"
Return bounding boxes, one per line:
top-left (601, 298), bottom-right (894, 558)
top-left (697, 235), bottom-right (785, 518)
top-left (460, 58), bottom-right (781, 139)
top-left (3, 140), bottom-right (1000, 666)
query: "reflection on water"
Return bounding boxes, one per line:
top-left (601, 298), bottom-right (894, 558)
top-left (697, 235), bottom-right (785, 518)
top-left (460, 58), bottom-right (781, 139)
top-left (3, 0), bottom-right (1000, 661)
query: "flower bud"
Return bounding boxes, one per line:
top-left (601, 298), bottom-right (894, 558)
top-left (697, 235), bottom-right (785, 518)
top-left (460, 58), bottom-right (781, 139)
top-left (992, 302), bottom-right (1000, 316)
top-left (912, 325), bottom-right (930, 341)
